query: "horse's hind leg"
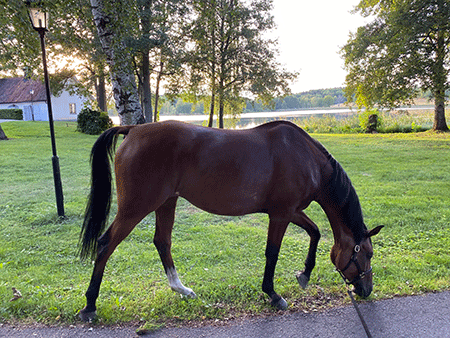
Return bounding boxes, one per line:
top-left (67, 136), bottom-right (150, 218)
top-left (291, 211), bottom-right (321, 289)
top-left (154, 196), bottom-right (196, 298)
top-left (79, 212), bottom-right (147, 322)
top-left (262, 215), bottom-right (290, 310)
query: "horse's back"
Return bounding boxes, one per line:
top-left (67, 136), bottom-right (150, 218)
top-left (114, 120), bottom-right (330, 216)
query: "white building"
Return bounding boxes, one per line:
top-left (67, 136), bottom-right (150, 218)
top-left (0, 77), bottom-right (88, 121)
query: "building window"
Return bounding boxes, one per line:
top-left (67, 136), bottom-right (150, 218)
top-left (69, 103), bottom-right (76, 114)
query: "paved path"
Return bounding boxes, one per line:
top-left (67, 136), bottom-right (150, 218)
top-left (1, 291), bottom-right (449, 337)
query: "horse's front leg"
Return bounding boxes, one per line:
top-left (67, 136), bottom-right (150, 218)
top-left (292, 211), bottom-right (321, 289)
top-left (262, 216), bottom-right (290, 310)
top-left (154, 197), bottom-right (196, 298)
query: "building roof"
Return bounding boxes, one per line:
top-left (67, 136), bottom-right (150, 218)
top-left (0, 77), bottom-right (47, 104)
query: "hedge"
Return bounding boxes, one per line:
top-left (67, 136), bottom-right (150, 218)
top-left (0, 109), bottom-right (23, 120)
top-left (77, 108), bottom-right (113, 135)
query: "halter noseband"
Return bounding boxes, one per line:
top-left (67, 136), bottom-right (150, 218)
top-left (337, 244), bottom-right (372, 285)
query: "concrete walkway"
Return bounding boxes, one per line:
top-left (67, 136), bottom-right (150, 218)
top-left (1, 291), bottom-right (449, 337)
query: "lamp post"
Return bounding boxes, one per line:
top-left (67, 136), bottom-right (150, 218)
top-left (27, 2), bottom-right (65, 217)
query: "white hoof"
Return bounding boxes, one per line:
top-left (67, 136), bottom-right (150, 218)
top-left (166, 267), bottom-right (196, 298)
top-left (177, 287), bottom-right (197, 299)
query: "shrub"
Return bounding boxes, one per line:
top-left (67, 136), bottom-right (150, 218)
top-left (359, 108), bottom-right (382, 133)
top-left (77, 108), bottom-right (113, 135)
top-left (0, 109), bottom-right (23, 120)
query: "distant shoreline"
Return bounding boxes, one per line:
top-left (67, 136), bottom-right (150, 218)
top-left (110, 105), bottom-right (435, 125)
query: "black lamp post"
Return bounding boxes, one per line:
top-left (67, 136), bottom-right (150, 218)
top-left (27, 3), bottom-right (65, 217)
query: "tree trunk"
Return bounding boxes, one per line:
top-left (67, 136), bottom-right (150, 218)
top-left (432, 27), bottom-right (449, 131)
top-left (142, 50), bottom-right (153, 123)
top-left (218, 99), bottom-right (224, 128)
top-left (208, 92), bottom-right (215, 128)
top-left (154, 59), bottom-right (164, 123)
top-left (218, 82), bottom-right (224, 129)
top-left (0, 124), bottom-right (8, 140)
top-left (218, 69), bottom-right (225, 128)
top-left (90, 0), bottom-right (144, 125)
top-left (433, 97), bottom-right (449, 131)
top-left (97, 72), bottom-right (107, 112)
top-left (208, 22), bottom-right (217, 128)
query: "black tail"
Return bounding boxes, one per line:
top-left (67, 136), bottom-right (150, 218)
top-left (79, 126), bottom-right (132, 260)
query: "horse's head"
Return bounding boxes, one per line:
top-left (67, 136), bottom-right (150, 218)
top-left (331, 225), bottom-right (383, 298)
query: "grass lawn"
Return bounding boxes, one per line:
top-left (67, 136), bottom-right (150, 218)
top-left (0, 121), bottom-right (449, 329)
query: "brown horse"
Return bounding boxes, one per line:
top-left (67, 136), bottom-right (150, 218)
top-left (79, 120), bottom-right (382, 321)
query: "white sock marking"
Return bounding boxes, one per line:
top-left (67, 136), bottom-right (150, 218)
top-left (166, 267), bottom-right (197, 298)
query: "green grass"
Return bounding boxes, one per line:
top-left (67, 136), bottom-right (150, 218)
top-left (0, 121), bottom-right (449, 329)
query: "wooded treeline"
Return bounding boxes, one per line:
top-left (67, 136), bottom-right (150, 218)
top-left (160, 88), bottom-right (346, 115)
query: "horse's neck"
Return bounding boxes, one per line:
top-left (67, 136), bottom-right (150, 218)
top-left (318, 200), bottom-right (353, 245)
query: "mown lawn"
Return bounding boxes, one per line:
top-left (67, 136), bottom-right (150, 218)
top-left (0, 121), bottom-right (449, 329)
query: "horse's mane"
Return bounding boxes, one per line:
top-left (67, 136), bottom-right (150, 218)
top-left (257, 121), bottom-right (367, 243)
top-left (315, 142), bottom-right (367, 243)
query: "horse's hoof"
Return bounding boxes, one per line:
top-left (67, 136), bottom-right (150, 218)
top-left (79, 308), bottom-right (97, 322)
top-left (173, 285), bottom-right (197, 299)
top-left (296, 272), bottom-right (309, 289)
top-left (183, 289), bottom-right (197, 299)
top-left (271, 297), bottom-right (288, 310)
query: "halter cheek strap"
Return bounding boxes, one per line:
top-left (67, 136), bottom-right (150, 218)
top-left (337, 244), bottom-right (372, 285)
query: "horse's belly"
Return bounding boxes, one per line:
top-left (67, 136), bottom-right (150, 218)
top-left (178, 174), bottom-right (267, 216)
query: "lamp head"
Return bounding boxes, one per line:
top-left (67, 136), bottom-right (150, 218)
top-left (25, 1), bottom-right (48, 31)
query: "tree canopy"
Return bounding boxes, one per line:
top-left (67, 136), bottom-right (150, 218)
top-left (185, 0), bottom-right (297, 128)
top-left (1, 0), bottom-right (297, 127)
top-left (342, 0), bottom-right (450, 131)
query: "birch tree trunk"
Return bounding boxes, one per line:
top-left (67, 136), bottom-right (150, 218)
top-left (90, 0), bottom-right (144, 125)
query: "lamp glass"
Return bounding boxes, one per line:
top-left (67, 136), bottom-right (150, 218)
top-left (28, 7), bottom-right (48, 30)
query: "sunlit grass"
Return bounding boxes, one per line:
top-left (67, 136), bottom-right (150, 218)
top-left (0, 121), bottom-right (449, 329)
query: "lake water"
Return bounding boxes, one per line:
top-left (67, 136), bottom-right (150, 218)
top-left (111, 108), bottom-right (358, 128)
top-left (110, 106), bottom-right (433, 128)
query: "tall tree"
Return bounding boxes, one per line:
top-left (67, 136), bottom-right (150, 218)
top-left (342, 0), bottom-right (450, 131)
top-left (90, 0), bottom-right (144, 125)
top-left (188, 0), bottom-right (297, 128)
top-left (130, 0), bottom-right (188, 123)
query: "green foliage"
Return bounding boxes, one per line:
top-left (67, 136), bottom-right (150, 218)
top-left (0, 109), bottom-right (23, 120)
top-left (358, 108), bottom-right (383, 133)
top-left (342, 0), bottom-right (450, 131)
top-left (76, 108), bottom-right (113, 135)
top-left (186, 0), bottom-right (297, 127)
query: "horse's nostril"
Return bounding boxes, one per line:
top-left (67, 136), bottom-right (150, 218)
top-left (354, 284), bottom-right (372, 298)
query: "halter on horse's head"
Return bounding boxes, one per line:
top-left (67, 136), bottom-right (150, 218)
top-left (322, 155), bottom-right (384, 298)
top-left (331, 226), bottom-right (383, 297)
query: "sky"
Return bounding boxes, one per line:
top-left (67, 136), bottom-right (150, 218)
top-left (271, 0), bottom-right (370, 93)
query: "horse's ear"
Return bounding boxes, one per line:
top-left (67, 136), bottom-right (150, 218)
top-left (367, 225), bottom-right (384, 238)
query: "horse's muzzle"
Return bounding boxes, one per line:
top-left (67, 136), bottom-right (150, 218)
top-left (353, 283), bottom-right (372, 298)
